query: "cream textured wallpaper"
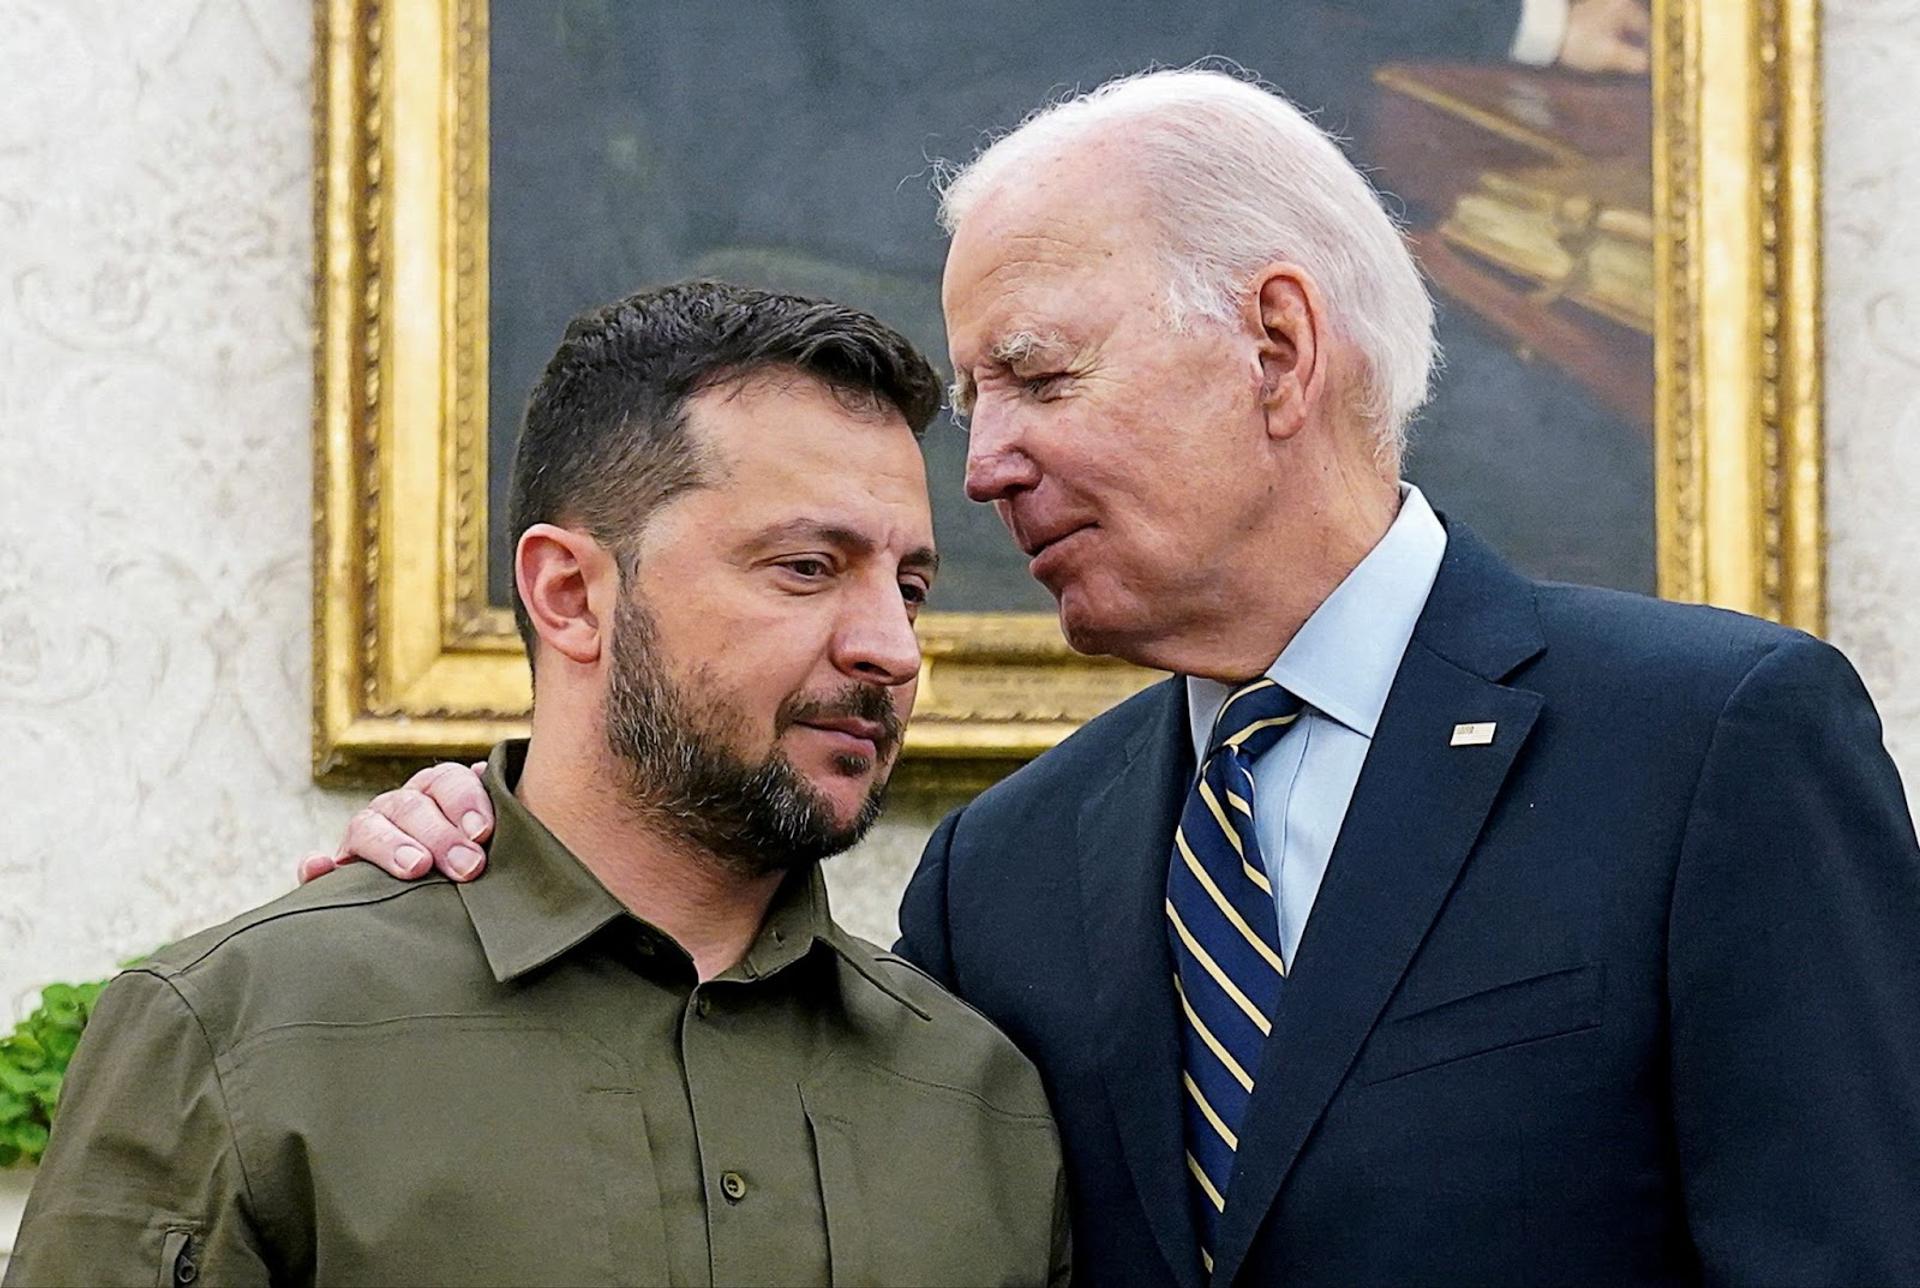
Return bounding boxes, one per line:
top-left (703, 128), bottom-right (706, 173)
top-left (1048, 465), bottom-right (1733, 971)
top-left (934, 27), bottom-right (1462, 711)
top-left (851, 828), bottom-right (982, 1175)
top-left (1822, 0), bottom-right (1920, 774)
top-left (2, 0), bottom-right (1918, 1032)
top-left (1, 0), bottom-right (363, 1015)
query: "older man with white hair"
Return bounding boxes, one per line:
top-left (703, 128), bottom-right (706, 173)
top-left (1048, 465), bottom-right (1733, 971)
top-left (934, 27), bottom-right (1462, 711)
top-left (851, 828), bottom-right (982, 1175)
top-left (312, 69), bottom-right (1920, 1287)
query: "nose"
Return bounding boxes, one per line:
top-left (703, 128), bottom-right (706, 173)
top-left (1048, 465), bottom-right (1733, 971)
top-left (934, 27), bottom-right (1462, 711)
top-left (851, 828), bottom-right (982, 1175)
top-left (963, 405), bottom-right (1041, 504)
top-left (832, 578), bottom-right (923, 690)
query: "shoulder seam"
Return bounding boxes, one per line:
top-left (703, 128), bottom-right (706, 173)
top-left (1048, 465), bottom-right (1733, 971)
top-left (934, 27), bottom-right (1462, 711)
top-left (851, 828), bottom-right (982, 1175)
top-left (134, 970), bottom-right (266, 1223)
top-left (154, 879), bottom-right (455, 978)
top-left (820, 927), bottom-right (934, 1020)
top-left (870, 950), bottom-right (1031, 1045)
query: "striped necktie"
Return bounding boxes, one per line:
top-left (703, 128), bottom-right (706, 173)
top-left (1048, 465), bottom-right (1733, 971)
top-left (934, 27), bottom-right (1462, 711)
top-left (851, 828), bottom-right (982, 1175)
top-left (1166, 677), bottom-right (1303, 1276)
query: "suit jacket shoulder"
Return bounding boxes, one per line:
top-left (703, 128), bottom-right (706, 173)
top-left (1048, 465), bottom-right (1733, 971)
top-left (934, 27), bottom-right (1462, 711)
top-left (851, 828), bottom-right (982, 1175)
top-left (1529, 578), bottom-right (1807, 684)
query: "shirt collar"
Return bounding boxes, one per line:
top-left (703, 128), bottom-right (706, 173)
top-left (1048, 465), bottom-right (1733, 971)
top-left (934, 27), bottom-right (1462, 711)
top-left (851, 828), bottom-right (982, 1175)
top-left (457, 741), bottom-right (927, 1015)
top-left (1186, 484), bottom-right (1448, 757)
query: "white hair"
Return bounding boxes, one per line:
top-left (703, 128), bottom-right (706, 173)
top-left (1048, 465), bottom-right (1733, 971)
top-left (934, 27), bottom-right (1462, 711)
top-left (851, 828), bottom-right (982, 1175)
top-left (937, 67), bottom-right (1438, 458)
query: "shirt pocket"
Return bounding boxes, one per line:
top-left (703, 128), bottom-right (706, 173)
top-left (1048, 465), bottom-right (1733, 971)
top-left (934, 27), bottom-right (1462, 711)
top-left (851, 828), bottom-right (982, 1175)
top-left (1353, 962), bottom-right (1603, 1087)
top-left (800, 1058), bottom-right (1059, 1287)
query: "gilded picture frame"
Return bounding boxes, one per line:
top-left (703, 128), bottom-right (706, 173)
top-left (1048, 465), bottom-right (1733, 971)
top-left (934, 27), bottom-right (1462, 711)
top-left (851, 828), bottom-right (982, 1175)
top-left (312, 0), bottom-right (1822, 784)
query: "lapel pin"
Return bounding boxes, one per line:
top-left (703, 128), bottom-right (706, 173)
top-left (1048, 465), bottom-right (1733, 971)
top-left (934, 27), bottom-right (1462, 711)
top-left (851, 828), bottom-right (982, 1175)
top-left (1450, 722), bottom-right (1497, 747)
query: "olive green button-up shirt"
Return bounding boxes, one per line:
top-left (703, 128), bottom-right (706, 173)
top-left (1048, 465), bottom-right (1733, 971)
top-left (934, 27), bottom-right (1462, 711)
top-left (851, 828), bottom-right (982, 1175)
top-left (7, 742), bottom-right (1069, 1287)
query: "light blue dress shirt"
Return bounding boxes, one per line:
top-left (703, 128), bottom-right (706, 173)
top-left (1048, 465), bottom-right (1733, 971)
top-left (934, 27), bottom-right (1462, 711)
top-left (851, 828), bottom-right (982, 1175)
top-left (1185, 485), bottom-right (1448, 968)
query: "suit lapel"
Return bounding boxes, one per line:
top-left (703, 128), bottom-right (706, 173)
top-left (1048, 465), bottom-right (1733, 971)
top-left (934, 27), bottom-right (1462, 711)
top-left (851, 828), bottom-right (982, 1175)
top-left (1075, 679), bottom-right (1205, 1288)
top-left (1210, 524), bottom-right (1547, 1286)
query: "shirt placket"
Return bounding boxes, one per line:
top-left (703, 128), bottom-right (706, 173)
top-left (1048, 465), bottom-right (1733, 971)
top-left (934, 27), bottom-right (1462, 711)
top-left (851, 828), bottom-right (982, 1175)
top-left (677, 967), bottom-right (833, 1288)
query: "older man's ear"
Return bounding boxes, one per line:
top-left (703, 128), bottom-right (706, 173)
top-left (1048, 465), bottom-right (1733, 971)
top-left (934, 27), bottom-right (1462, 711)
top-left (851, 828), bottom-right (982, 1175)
top-left (1246, 264), bottom-right (1325, 442)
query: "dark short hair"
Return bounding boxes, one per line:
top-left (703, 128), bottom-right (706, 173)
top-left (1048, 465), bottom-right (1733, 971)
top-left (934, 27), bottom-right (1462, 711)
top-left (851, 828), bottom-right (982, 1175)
top-left (507, 278), bottom-right (942, 658)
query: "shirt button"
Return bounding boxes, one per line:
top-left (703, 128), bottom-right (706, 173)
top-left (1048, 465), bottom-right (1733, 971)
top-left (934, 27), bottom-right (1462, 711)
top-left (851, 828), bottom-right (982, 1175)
top-left (694, 995), bottom-right (711, 1018)
top-left (720, 1170), bottom-right (749, 1202)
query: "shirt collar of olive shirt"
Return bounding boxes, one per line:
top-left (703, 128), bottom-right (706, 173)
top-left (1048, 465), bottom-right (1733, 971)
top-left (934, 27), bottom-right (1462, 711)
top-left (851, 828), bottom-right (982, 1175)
top-left (458, 739), bottom-right (929, 1017)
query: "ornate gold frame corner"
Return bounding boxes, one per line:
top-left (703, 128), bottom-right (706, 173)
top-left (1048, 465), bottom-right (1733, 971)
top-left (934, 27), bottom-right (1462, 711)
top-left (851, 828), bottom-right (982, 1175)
top-left (314, 0), bottom-right (1822, 784)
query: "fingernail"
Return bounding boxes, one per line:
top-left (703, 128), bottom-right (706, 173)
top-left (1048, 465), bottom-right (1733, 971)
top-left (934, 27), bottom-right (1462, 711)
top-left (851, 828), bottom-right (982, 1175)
top-left (396, 845), bottom-right (428, 873)
top-left (449, 845), bottom-right (484, 879)
top-left (461, 811), bottom-right (486, 839)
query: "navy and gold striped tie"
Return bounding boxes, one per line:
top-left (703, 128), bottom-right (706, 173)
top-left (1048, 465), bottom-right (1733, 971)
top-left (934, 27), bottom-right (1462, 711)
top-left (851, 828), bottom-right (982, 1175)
top-left (1166, 677), bottom-right (1303, 1275)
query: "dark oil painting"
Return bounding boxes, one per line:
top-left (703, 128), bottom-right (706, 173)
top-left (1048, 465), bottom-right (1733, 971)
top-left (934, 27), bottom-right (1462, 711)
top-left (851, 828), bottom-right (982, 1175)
top-left (486, 1), bottom-right (1655, 613)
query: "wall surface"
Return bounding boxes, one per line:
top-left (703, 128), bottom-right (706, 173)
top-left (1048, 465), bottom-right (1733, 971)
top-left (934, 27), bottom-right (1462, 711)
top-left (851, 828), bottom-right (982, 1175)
top-left (1, 0), bottom-right (1916, 1039)
top-left (1, 0), bottom-right (361, 1013)
top-left (1820, 0), bottom-right (1920, 773)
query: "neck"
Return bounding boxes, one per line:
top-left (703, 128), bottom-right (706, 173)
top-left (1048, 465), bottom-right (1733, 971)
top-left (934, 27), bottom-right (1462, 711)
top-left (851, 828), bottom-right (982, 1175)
top-left (514, 723), bottom-right (784, 982)
top-left (1162, 465), bottom-right (1402, 682)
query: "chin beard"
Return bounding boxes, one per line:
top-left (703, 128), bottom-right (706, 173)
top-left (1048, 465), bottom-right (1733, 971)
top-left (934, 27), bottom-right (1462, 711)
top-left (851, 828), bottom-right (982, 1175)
top-left (602, 596), bottom-right (897, 876)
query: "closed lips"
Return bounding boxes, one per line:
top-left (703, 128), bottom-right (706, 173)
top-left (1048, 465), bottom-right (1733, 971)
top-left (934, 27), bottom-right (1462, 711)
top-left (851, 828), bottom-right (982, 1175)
top-left (799, 718), bottom-right (888, 755)
top-left (1021, 523), bottom-right (1092, 558)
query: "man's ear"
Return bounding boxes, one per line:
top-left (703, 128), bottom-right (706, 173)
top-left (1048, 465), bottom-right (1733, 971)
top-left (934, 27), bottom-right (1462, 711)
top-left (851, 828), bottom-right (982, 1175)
top-left (515, 524), bottom-right (617, 667)
top-left (1241, 263), bottom-right (1326, 442)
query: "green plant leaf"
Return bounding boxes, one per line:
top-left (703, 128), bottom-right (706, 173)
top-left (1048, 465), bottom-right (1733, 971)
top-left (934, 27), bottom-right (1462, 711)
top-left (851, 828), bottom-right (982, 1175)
top-left (0, 974), bottom-right (111, 1167)
top-left (42, 1029), bottom-right (79, 1065)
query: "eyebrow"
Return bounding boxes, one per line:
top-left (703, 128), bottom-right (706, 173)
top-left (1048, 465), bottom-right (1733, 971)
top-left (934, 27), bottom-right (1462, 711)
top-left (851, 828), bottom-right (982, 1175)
top-left (753, 519), bottom-right (940, 576)
top-left (947, 372), bottom-right (976, 417)
top-left (994, 329), bottom-right (1054, 364)
top-left (949, 328), bottom-right (1075, 417)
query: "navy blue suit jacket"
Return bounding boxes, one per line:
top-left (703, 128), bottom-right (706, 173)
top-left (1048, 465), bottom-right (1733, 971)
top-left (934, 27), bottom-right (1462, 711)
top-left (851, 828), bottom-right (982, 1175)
top-left (897, 524), bottom-right (1920, 1286)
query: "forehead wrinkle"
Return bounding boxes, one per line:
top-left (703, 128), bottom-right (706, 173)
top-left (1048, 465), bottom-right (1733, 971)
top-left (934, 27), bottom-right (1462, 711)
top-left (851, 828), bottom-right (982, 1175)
top-left (959, 228), bottom-right (1089, 299)
top-left (1002, 229), bottom-right (1090, 260)
top-left (751, 518), bottom-right (874, 552)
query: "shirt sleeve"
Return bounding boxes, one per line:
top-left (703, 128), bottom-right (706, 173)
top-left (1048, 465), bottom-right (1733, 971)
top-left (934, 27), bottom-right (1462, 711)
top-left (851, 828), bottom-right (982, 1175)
top-left (1509, 0), bottom-right (1571, 64)
top-left (3, 969), bottom-right (270, 1287)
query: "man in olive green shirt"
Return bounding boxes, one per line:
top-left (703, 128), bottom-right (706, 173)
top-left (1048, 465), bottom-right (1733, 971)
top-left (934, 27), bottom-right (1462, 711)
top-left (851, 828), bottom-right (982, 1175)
top-left (7, 282), bottom-right (1069, 1287)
